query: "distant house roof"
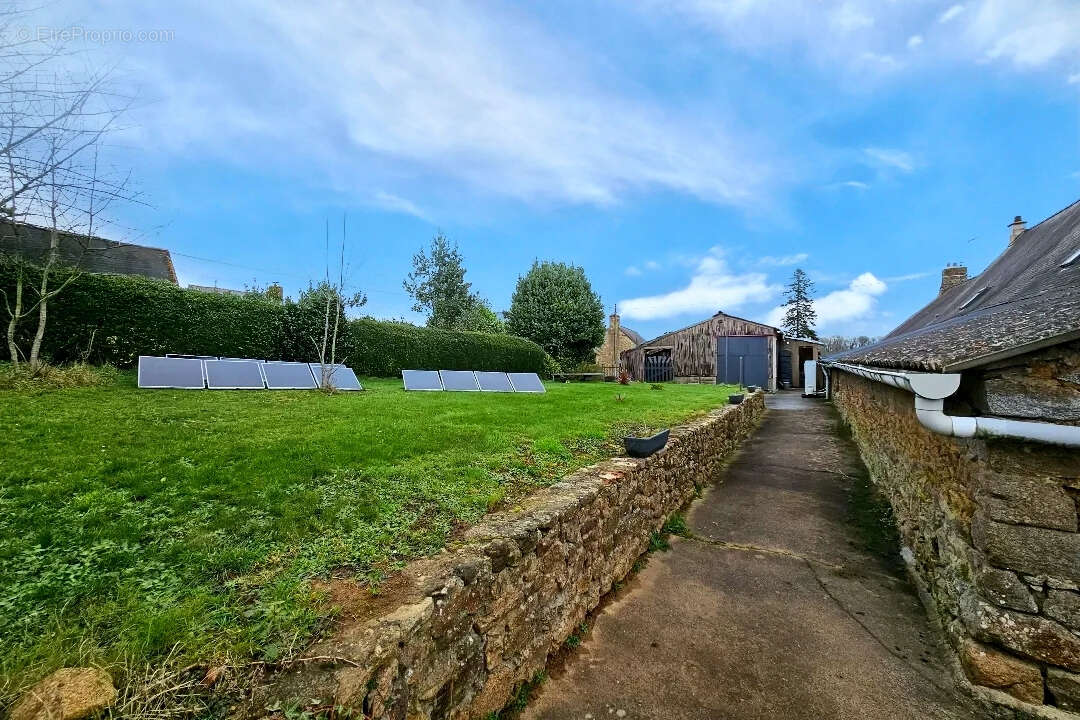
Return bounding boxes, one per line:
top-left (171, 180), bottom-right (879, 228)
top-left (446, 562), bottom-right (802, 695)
top-left (0, 219), bottom-right (177, 283)
top-left (622, 326), bottom-right (645, 346)
top-left (784, 335), bottom-right (824, 345)
top-left (188, 284), bottom-right (245, 296)
top-left (827, 198), bottom-right (1080, 372)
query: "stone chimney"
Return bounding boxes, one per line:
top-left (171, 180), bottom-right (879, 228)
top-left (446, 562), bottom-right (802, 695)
top-left (609, 310), bottom-right (620, 366)
top-left (1008, 215), bottom-right (1026, 246)
top-left (940, 263), bottom-right (968, 294)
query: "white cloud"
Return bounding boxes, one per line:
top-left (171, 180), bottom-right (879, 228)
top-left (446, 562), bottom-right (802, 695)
top-left (863, 147), bottom-right (917, 173)
top-left (758, 253), bottom-right (809, 266)
top-left (644, 260), bottom-right (662, 271)
top-left (45, 0), bottom-right (779, 211)
top-left (826, 180), bottom-right (870, 190)
top-left (625, 265), bottom-right (643, 277)
top-left (620, 248), bottom-right (779, 321)
top-left (766, 272), bottom-right (887, 329)
top-left (1070, 73), bottom-right (1080, 84)
top-left (939, 5), bottom-right (965, 24)
top-left (883, 271), bottom-right (932, 282)
top-left (641, 0), bottom-right (1080, 79)
top-left (373, 191), bottom-right (430, 221)
top-left (960, 1), bottom-right (1080, 68)
top-left (831, 3), bottom-right (874, 32)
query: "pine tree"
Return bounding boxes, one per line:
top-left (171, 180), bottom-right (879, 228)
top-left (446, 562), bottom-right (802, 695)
top-left (402, 233), bottom-right (475, 330)
top-left (781, 268), bottom-right (817, 340)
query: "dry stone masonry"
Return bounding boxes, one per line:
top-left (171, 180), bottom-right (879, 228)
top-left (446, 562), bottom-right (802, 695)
top-left (832, 348), bottom-right (1080, 716)
top-left (255, 393), bottom-right (765, 720)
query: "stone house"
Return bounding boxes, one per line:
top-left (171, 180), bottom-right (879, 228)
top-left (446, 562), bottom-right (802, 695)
top-left (594, 311), bottom-right (643, 375)
top-left (0, 218), bottom-right (177, 283)
top-left (822, 200), bottom-right (1080, 714)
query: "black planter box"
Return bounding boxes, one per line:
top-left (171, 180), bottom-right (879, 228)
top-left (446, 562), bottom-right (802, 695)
top-left (623, 429), bottom-right (670, 458)
top-left (729, 394), bottom-right (744, 405)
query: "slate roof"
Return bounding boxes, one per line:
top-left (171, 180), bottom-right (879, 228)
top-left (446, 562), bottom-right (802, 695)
top-left (0, 219), bottom-right (177, 283)
top-left (827, 198), bottom-right (1080, 372)
top-left (622, 326), bottom-right (645, 346)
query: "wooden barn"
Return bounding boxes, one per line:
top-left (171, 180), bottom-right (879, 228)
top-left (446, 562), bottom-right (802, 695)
top-left (621, 311), bottom-right (779, 390)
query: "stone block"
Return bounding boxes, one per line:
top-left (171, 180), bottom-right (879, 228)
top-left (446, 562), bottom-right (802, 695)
top-left (989, 443), bottom-right (1080, 482)
top-left (958, 639), bottom-right (1044, 705)
top-left (975, 565), bottom-right (1038, 613)
top-left (976, 469), bottom-right (1076, 531)
top-left (974, 518), bottom-right (1080, 581)
top-left (1045, 590), bottom-right (1080, 633)
top-left (1048, 668), bottom-right (1080, 712)
top-left (961, 592), bottom-right (1080, 672)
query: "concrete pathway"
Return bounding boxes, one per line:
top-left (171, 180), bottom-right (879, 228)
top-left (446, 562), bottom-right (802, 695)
top-left (523, 392), bottom-right (979, 720)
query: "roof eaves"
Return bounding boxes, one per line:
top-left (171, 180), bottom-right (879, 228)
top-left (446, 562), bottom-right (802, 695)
top-left (941, 328), bottom-right (1080, 372)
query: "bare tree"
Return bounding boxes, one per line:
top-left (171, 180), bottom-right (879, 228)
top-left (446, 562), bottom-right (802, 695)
top-left (311, 215), bottom-right (365, 391)
top-left (0, 6), bottom-right (137, 371)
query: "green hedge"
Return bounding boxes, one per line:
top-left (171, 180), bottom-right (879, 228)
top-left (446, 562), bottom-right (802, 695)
top-left (0, 268), bottom-right (547, 375)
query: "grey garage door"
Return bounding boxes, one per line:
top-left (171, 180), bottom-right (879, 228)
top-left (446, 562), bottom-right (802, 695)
top-left (717, 335), bottom-right (768, 388)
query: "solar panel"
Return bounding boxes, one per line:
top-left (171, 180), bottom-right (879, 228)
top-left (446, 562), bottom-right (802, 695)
top-left (220, 357), bottom-right (264, 362)
top-left (138, 356), bottom-right (205, 389)
top-left (205, 360), bottom-right (266, 389)
top-left (402, 369), bottom-right (443, 391)
top-left (508, 372), bottom-right (545, 393)
top-left (476, 371), bottom-right (514, 392)
top-left (440, 370), bottom-right (480, 391)
top-left (307, 363), bottom-right (362, 391)
top-left (166, 354), bottom-right (218, 360)
top-left (263, 362), bottom-right (317, 389)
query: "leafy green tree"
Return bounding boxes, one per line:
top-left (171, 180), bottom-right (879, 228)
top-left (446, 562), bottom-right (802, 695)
top-left (782, 268), bottom-right (817, 340)
top-left (506, 261), bottom-right (604, 366)
top-left (454, 300), bottom-right (505, 334)
top-left (403, 233), bottom-right (476, 329)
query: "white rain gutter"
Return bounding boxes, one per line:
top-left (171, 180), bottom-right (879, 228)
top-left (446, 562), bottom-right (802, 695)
top-left (823, 361), bottom-right (1080, 448)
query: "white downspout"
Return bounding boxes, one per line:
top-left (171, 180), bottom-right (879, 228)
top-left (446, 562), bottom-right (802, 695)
top-left (826, 362), bottom-right (1080, 448)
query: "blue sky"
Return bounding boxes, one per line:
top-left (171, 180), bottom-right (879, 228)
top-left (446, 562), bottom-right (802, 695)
top-left (32, 0), bottom-right (1080, 341)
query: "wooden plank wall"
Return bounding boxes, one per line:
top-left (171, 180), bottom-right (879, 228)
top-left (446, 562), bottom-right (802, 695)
top-left (621, 313), bottom-right (777, 382)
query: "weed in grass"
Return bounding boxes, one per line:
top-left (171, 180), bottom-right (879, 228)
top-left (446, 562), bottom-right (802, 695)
top-left (648, 531), bottom-right (670, 553)
top-left (0, 375), bottom-right (737, 706)
top-left (661, 513), bottom-right (692, 538)
top-left (0, 362), bottom-right (117, 391)
top-left (562, 621), bottom-right (589, 650)
top-left (650, 383), bottom-right (663, 391)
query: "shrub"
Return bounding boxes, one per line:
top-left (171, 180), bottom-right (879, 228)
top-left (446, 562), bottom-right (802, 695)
top-left (0, 267), bottom-right (548, 375)
top-left (0, 362), bottom-right (118, 391)
top-left (505, 261), bottom-right (605, 367)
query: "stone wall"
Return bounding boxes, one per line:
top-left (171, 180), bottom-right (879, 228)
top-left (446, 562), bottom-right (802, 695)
top-left (256, 393), bottom-right (765, 719)
top-left (831, 367), bottom-right (1080, 714)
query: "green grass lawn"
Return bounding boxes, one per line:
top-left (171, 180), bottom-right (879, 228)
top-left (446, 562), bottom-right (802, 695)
top-left (0, 373), bottom-right (734, 702)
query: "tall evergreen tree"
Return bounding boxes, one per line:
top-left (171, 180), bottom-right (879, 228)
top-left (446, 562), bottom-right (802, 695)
top-left (781, 268), bottom-right (818, 340)
top-left (403, 233), bottom-right (475, 330)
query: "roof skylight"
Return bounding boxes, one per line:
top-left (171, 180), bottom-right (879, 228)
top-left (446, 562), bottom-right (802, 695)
top-left (958, 286), bottom-right (988, 310)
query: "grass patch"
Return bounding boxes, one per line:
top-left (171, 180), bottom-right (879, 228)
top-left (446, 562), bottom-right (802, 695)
top-left (0, 373), bottom-right (734, 706)
top-left (562, 621), bottom-right (589, 651)
top-left (661, 512), bottom-right (691, 538)
top-left (0, 362), bottom-right (118, 391)
top-left (486, 669), bottom-right (547, 720)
